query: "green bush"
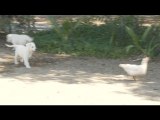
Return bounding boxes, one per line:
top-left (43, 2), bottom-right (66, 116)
top-left (126, 25), bottom-right (160, 57)
top-left (32, 16), bottom-right (160, 58)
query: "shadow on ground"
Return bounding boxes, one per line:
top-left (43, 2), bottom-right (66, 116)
top-left (1, 47), bottom-right (160, 102)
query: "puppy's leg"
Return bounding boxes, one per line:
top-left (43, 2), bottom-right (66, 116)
top-left (24, 60), bottom-right (31, 68)
top-left (12, 43), bottom-right (16, 50)
top-left (14, 52), bottom-right (19, 64)
top-left (23, 56), bottom-right (31, 68)
top-left (20, 58), bottom-right (24, 62)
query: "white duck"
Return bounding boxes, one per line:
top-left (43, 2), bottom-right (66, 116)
top-left (119, 57), bottom-right (150, 80)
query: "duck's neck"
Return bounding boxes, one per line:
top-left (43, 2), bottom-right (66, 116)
top-left (141, 61), bottom-right (148, 74)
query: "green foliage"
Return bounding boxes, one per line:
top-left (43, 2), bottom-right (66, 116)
top-left (33, 16), bottom-right (160, 58)
top-left (125, 26), bottom-right (145, 53)
top-left (126, 45), bottom-right (135, 53)
top-left (126, 25), bottom-right (160, 57)
top-left (0, 15), bottom-right (36, 34)
top-left (13, 15), bottom-right (36, 33)
top-left (49, 17), bottom-right (81, 41)
top-left (0, 15), bottom-right (13, 33)
top-left (144, 39), bottom-right (160, 57)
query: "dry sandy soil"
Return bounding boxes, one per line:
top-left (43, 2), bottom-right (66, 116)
top-left (0, 44), bottom-right (160, 105)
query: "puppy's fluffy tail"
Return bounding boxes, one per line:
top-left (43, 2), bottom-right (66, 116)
top-left (5, 44), bottom-right (15, 48)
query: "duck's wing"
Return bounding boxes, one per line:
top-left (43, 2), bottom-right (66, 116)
top-left (119, 64), bottom-right (141, 75)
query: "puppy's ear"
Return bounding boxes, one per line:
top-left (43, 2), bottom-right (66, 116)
top-left (26, 43), bottom-right (31, 49)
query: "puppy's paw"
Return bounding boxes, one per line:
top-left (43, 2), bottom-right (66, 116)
top-left (20, 58), bottom-right (24, 62)
top-left (26, 66), bottom-right (31, 68)
top-left (15, 62), bottom-right (19, 65)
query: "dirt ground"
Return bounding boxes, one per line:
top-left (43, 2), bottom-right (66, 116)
top-left (0, 44), bottom-right (160, 105)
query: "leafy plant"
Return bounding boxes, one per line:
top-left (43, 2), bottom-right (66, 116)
top-left (125, 25), bottom-right (159, 57)
top-left (144, 39), bottom-right (160, 57)
top-left (49, 17), bottom-right (81, 41)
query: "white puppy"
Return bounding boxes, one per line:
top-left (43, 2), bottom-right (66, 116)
top-left (6, 42), bottom-right (36, 68)
top-left (6, 34), bottom-right (33, 45)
